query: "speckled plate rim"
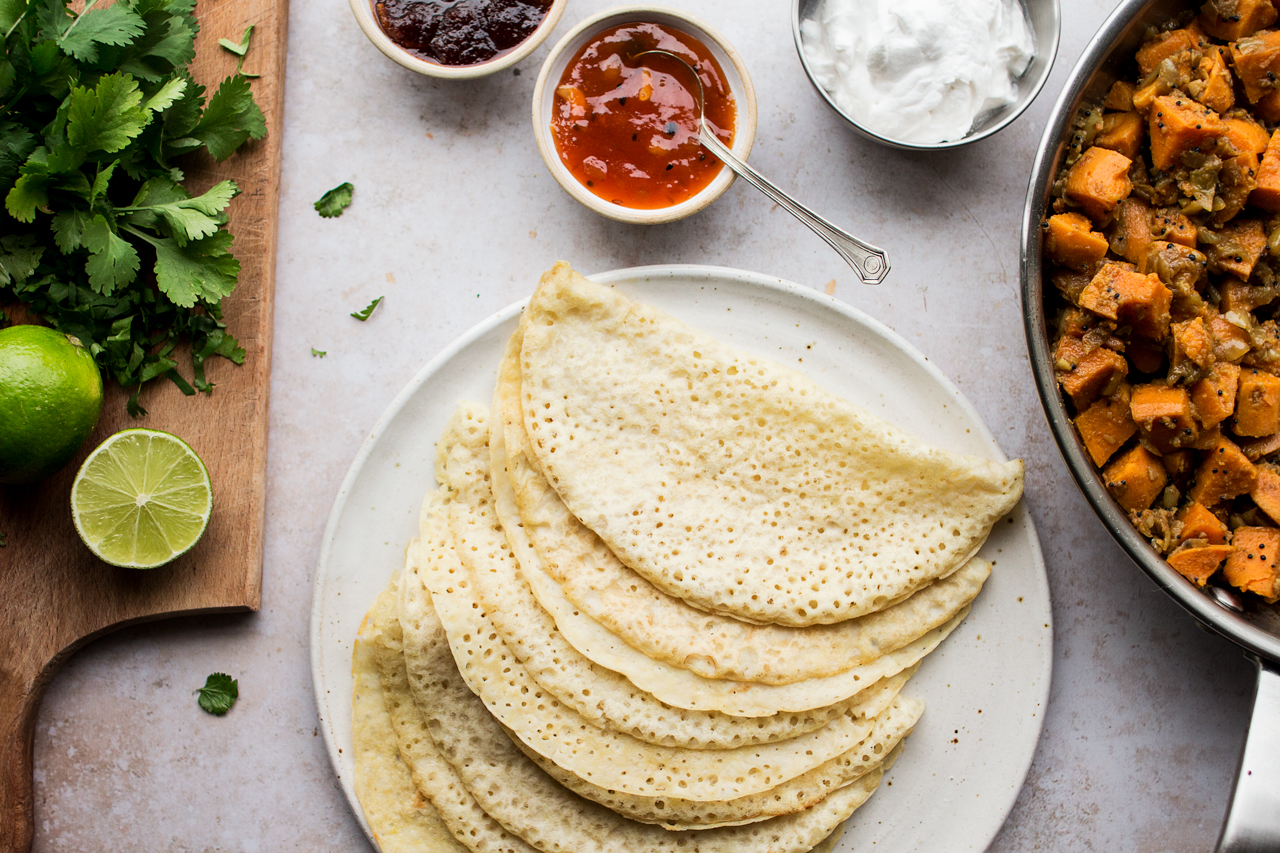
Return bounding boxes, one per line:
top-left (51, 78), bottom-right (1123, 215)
top-left (310, 265), bottom-right (1052, 851)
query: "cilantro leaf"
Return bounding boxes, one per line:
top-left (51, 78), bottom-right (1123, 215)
top-left (66, 72), bottom-right (147, 155)
top-left (143, 75), bottom-right (187, 115)
top-left (51, 208), bottom-right (91, 252)
top-left (0, 121), bottom-right (37, 193)
top-left (130, 179), bottom-right (237, 244)
top-left (0, 0), bottom-right (27, 35)
top-left (351, 295), bottom-right (383, 321)
top-left (6, 170), bottom-right (48, 221)
top-left (311, 347), bottom-right (325, 357)
top-left (59, 3), bottom-right (144, 63)
top-left (191, 74), bottom-right (265, 161)
top-left (315, 181), bottom-right (353, 218)
top-left (83, 214), bottom-right (140, 293)
top-left (0, 234), bottom-right (42, 285)
top-left (148, 228), bottom-right (239, 307)
top-left (196, 672), bottom-right (238, 715)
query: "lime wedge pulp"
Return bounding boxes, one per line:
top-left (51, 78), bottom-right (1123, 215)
top-left (71, 429), bottom-right (212, 569)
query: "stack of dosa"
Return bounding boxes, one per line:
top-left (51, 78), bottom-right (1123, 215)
top-left (351, 263), bottom-right (1025, 853)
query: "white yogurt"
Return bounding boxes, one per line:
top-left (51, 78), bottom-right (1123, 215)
top-left (800, 0), bottom-right (1035, 144)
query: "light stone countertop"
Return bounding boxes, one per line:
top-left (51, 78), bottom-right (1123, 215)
top-left (30, 0), bottom-right (1260, 850)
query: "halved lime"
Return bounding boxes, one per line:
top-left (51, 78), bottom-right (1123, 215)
top-left (71, 429), bottom-right (212, 569)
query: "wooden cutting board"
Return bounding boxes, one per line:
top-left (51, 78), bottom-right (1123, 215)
top-left (0, 1), bottom-right (287, 850)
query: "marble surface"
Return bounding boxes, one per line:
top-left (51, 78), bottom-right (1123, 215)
top-left (29, 0), bottom-right (1261, 850)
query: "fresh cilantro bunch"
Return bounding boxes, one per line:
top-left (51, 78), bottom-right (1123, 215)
top-left (0, 0), bottom-right (265, 415)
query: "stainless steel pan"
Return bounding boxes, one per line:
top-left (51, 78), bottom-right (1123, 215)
top-left (1022, 2), bottom-right (1280, 849)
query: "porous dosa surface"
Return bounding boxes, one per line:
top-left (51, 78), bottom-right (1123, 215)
top-left (494, 331), bottom-right (992, 684)
top-left (367, 566), bottom-right (542, 853)
top-left (520, 263), bottom-right (1024, 626)
top-left (401, 586), bottom-right (887, 853)
top-left (516, 696), bottom-right (922, 828)
top-left (352, 579), bottom-right (469, 853)
top-left (454, 397), bottom-right (958, 719)
top-left (410, 486), bottom-right (874, 801)
top-left (515, 500), bottom-right (968, 716)
top-left (471, 394), bottom-right (885, 748)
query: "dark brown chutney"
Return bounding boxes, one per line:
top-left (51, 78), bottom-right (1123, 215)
top-left (374, 0), bottom-right (553, 67)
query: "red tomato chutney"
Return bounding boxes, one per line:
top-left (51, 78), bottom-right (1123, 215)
top-left (550, 23), bottom-right (736, 210)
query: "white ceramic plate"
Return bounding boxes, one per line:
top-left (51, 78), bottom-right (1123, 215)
top-left (310, 265), bottom-right (1052, 852)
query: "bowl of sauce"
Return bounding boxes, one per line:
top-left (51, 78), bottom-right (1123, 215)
top-left (352, 0), bottom-right (568, 78)
top-left (532, 6), bottom-right (757, 223)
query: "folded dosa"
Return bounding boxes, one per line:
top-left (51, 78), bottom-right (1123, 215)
top-left (519, 263), bottom-right (1024, 626)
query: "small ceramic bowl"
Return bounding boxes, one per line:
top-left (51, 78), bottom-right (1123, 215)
top-left (351, 0), bottom-right (568, 79)
top-left (531, 5), bottom-right (758, 224)
top-left (791, 0), bottom-right (1061, 150)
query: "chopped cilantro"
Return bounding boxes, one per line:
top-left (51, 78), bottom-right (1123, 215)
top-left (350, 295), bottom-right (382, 321)
top-left (315, 182), bottom-right (354, 218)
top-left (311, 347), bottom-right (325, 357)
top-left (0, 533), bottom-right (6, 547)
top-left (0, 1), bottom-right (265, 416)
top-left (196, 672), bottom-right (238, 715)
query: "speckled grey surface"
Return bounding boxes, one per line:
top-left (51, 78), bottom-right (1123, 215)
top-left (29, 0), bottom-right (1258, 850)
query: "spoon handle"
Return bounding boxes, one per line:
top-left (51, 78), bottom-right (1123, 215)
top-left (697, 126), bottom-right (890, 285)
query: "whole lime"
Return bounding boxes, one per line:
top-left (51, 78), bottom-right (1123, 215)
top-left (0, 325), bottom-right (104, 484)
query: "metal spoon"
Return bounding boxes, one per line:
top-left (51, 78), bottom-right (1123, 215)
top-left (633, 49), bottom-right (890, 285)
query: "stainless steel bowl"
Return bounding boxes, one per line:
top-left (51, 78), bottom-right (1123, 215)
top-left (1021, 1), bottom-right (1280, 849)
top-left (791, 0), bottom-right (1061, 150)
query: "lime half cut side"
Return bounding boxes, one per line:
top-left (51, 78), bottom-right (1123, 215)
top-left (71, 429), bottom-right (212, 569)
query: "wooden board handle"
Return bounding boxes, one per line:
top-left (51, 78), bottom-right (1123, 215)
top-left (0, 659), bottom-right (48, 853)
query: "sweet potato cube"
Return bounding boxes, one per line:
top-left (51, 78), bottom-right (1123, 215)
top-left (1110, 198), bottom-right (1154, 265)
top-left (1242, 431), bottom-right (1280, 458)
top-left (1192, 361), bottom-right (1241, 428)
top-left (1075, 389), bottom-right (1138, 466)
top-left (1219, 278), bottom-right (1280, 313)
top-left (1205, 218), bottom-right (1267, 278)
top-left (1189, 434), bottom-right (1259, 504)
top-left (1197, 45), bottom-right (1237, 112)
top-left (1235, 368), bottom-right (1280, 436)
top-left (1045, 213), bottom-right (1110, 271)
top-left (1164, 449), bottom-right (1197, 476)
top-left (1251, 466), bottom-right (1280, 521)
top-left (1168, 544), bottom-right (1235, 584)
top-left (1223, 527), bottom-right (1280, 601)
top-left (1172, 317), bottom-right (1216, 372)
top-left (1149, 94), bottom-right (1225, 171)
top-left (1231, 30), bottom-right (1280, 102)
top-left (1224, 116), bottom-right (1272, 156)
top-left (1065, 146), bottom-right (1134, 221)
top-left (1079, 264), bottom-right (1172, 339)
top-left (1256, 89), bottom-right (1280, 122)
top-left (1178, 501), bottom-right (1231, 543)
top-left (1095, 111), bottom-right (1146, 162)
top-left (1138, 28), bottom-right (1203, 75)
top-left (1209, 315), bottom-right (1254, 362)
top-left (1152, 206), bottom-right (1197, 248)
top-left (1202, 0), bottom-right (1278, 39)
top-left (1249, 129), bottom-right (1280, 210)
top-left (1059, 346), bottom-right (1130, 409)
top-left (1104, 80), bottom-right (1137, 112)
top-left (1131, 383), bottom-right (1200, 451)
top-left (1104, 445), bottom-right (1169, 512)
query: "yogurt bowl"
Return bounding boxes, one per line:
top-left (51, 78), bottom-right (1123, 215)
top-left (792, 0), bottom-right (1061, 149)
